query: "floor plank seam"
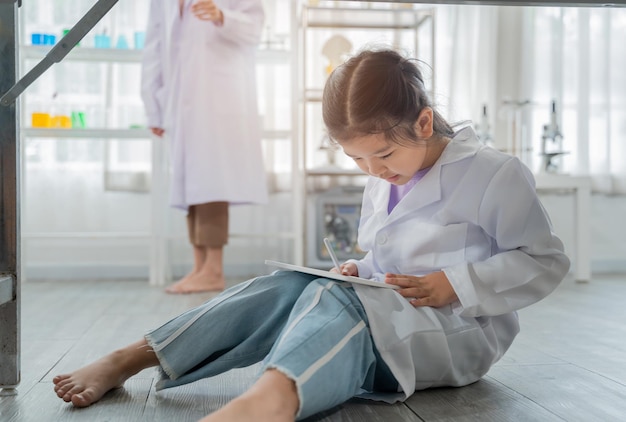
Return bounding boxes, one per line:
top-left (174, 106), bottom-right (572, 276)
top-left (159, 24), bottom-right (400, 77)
top-left (568, 362), bottom-right (626, 388)
top-left (483, 375), bottom-right (569, 421)
top-left (403, 402), bottom-right (427, 422)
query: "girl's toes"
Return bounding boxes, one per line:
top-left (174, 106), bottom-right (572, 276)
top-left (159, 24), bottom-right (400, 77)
top-left (71, 388), bottom-right (97, 407)
top-left (55, 383), bottom-right (71, 398)
top-left (52, 374), bottom-right (66, 384)
top-left (62, 384), bottom-right (83, 401)
top-left (54, 378), bottom-right (72, 393)
top-left (71, 393), bottom-right (89, 407)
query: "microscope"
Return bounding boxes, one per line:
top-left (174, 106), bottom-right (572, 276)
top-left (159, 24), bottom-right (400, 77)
top-left (475, 104), bottom-right (494, 146)
top-left (540, 100), bottom-right (567, 173)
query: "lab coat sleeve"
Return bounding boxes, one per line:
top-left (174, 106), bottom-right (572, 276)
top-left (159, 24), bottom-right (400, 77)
top-left (444, 158), bottom-right (570, 317)
top-left (141, 0), bottom-right (165, 129)
top-left (347, 252), bottom-right (375, 280)
top-left (217, 0), bottom-right (265, 46)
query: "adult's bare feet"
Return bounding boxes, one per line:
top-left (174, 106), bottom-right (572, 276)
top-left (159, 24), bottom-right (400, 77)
top-left (164, 270), bottom-right (197, 293)
top-left (165, 272), bottom-right (225, 294)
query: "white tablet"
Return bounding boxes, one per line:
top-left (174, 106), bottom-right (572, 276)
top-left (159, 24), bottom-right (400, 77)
top-left (265, 260), bottom-right (399, 290)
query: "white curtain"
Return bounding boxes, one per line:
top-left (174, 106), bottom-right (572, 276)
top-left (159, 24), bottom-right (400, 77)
top-left (432, 5), bottom-right (499, 129)
top-left (523, 7), bottom-right (626, 194)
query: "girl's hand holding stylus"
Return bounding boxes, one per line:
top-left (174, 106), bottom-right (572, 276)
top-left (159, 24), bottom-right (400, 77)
top-left (329, 262), bottom-right (359, 277)
top-left (385, 272), bottom-right (458, 308)
top-left (192, 0), bottom-right (224, 24)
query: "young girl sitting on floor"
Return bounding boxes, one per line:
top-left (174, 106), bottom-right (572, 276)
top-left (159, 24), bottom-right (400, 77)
top-left (53, 48), bottom-right (570, 422)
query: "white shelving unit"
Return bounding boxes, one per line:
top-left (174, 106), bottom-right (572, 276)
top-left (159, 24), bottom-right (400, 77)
top-left (19, 1), bottom-right (297, 284)
top-left (295, 2), bottom-right (435, 267)
top-left (21, 40), bottom-right (165, 283)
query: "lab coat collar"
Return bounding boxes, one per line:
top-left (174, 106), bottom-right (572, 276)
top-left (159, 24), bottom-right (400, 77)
top-left (370, 126), bottom-right (482, 218)
top-left (439, 125), bottom-right (482, 166)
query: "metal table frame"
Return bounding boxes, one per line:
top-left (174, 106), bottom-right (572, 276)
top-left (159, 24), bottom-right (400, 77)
top-left (0, 0), bottom-right (19, 396)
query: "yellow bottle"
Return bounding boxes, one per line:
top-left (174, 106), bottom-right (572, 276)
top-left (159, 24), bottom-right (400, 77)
top-left (32, 112), bottom-right (52, 128)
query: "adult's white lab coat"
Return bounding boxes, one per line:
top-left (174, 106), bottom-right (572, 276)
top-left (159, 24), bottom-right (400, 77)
top-left (349, 127), bottom-right (570, 401)
top-left (141, 0), bottom-right (268, 210)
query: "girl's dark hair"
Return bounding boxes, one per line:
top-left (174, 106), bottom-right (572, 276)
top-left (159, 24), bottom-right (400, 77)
top-left (322, 49), bottom-right (453, 145)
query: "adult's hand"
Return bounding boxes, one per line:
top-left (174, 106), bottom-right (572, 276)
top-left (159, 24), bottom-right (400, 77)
top-left (150, 127), bottom-right (165, 137)
top-left (192, 0), bottom-right (224, 24)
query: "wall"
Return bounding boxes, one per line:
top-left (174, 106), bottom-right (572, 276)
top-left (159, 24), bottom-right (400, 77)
top-left (22, 163), bottom-right (626, 280)
top-left (22, 163), bottom-right (294, 281)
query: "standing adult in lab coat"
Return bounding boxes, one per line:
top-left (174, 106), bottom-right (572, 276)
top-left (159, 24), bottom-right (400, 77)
top-left (141, 0), bottom-right (268, 293)
top-left (53, 49), bottom-right (570, 421)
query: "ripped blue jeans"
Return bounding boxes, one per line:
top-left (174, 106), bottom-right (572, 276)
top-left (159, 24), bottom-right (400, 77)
top-left (145, 270), bottom-right (397, 420)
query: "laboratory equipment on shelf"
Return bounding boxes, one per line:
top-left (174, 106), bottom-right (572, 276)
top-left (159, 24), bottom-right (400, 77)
top-left (500, 98), bottom-right (532, 167)
top-left (475, 104), bottom-right (493, 146)
top-left (307, 186), bottom-right (366, 268)
top-left (540, 100), bottom-right (567, 173)
top-left (321, 34), bottom-right (352, 76)
top-left (1, 0), bottom-right (120, 107)
top-left (318, 134), bottom-right (339, 166)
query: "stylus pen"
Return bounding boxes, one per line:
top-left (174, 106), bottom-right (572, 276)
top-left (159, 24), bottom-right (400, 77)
top-left (323, 237), bottom-right (342, 273)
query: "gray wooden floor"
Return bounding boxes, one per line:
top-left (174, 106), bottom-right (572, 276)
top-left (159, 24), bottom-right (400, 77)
top-left (2, 273), bottom-right (626, 422)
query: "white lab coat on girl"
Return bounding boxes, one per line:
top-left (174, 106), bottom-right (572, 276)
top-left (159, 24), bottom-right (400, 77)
top-left (141, 0), bottom-right (268, 210)
top-left (349, 127), bottom-right (570, 401)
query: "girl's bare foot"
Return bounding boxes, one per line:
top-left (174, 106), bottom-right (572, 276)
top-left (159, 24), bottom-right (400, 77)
top-left (53, 353), bottom-right (129, 407)
top-left (165, 272), bottom-right (225, 294)
top-left (200, 369), bottom-right (298, 422)
top-left (53, 341), bottom-right (157, 407)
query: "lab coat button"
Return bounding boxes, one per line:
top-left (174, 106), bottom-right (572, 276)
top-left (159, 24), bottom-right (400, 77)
top-left (377, 234), bottom-right (388, 245)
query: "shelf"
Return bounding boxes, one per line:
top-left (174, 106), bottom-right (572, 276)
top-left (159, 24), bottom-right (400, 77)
top-left (22, 230), bottom-right (296, 240)
top-left (534, 173), bottom-right (591, 190)
top-left (21, 45), bottom-right (144, 63)
top-left (22, 127), bottom-right (151, 139)
top-left (303, 5), bottom-right (433, 30)
top-left (22, 127), bottom-right (291, 140)
top-left (307, 167), bottom-right (364, 177)
top-left (256, 48), bottom-right (292, 64)
top-left (304, 89), bottom-right (323, 102)
top-left (20, 45), bottom-right (291, 64)
top-left (22, 231), bottom-right (151, 239)
top-left (262, 129), bottom-right (292, 139)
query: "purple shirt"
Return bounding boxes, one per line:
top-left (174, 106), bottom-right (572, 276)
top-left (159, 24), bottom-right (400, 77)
top-left (387, 167), bottom-right (432, 214)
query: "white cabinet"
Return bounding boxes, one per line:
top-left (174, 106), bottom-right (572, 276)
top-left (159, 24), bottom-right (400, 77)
top-left (294, 2), bottom-right (435, 267)
top-left (534, 173), bottom-right (591, 283)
